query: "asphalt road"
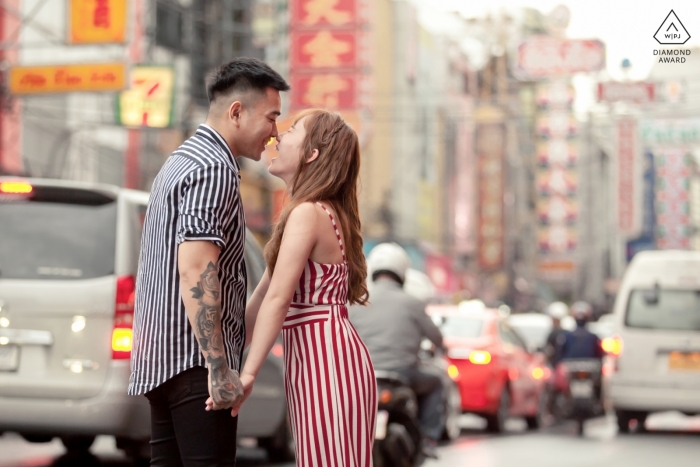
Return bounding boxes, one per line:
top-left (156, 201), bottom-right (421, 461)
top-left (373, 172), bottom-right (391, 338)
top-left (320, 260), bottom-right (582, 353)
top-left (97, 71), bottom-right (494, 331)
top-left (2, 412), bottom-right (700, 467)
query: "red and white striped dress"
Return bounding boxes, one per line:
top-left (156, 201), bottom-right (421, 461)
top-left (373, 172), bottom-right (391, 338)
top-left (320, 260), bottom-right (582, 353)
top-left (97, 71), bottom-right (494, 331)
top-left (282, 203), bottom-right (377, 467)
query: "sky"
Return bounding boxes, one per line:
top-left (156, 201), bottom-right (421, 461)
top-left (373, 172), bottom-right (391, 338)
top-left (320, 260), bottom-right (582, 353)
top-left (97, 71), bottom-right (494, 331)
top-left (418, 0), bottom-right (700, 113)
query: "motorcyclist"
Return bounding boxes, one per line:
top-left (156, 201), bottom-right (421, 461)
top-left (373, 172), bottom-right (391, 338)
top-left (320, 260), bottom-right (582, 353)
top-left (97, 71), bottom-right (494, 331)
top-left (560, 301), bottom-right (604, 361)
top-left (544, 301), bottom-right (569, 367)
top-left (349, 243), bottom-right (445, 459)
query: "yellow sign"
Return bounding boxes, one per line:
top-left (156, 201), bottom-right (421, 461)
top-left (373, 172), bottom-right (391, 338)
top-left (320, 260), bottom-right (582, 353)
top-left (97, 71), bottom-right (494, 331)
top-left (69, 0), bottom-right (127, 44)
top-left (118, 66), bottom-right (175, 128)
top-left (9, 63), bottom-right (127, 94)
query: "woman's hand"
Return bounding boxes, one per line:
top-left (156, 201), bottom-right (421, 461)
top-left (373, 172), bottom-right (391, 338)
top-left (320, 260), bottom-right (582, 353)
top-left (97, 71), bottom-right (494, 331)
top-left (229, 373), bottom-right (256, 417)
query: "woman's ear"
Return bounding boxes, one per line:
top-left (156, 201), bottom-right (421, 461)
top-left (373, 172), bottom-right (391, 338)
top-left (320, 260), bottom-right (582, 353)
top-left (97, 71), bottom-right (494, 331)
top-left (306, 149), bottom-right (319, 163)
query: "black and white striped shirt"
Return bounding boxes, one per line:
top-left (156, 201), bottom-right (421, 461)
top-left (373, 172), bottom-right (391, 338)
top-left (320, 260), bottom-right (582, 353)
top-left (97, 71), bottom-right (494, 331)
top-left (128, 124), bottom-right (247, 396)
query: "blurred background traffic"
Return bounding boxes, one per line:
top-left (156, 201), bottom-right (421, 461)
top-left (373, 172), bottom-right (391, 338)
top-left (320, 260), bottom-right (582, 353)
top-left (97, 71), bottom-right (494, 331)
top-left (1, 0), bottom-right (700, 466)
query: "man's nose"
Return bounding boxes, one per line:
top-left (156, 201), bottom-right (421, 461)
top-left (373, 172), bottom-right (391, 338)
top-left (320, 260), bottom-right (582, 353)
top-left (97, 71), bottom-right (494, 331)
top-left (271, 123), bottom-right (279, 138)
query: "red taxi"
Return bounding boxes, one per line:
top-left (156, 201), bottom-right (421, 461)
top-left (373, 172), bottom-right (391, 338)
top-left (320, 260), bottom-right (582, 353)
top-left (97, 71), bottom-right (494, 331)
top-left (428, 302), bottom-right (549, 433)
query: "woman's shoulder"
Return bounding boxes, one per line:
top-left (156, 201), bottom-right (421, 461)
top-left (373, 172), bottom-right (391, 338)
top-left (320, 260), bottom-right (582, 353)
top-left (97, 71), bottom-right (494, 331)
top-left (286, 201), bottom-right (321, 225)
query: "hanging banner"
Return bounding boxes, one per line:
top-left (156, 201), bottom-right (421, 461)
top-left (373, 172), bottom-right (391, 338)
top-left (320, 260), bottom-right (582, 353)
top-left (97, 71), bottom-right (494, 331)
top-left (69, 0), bottom-right (127, 44)
top-left (118, 66), bottom-right (175, 128)
top-left (616, 117), bottom-right (642, 236)
top-left (655, 148), bottom-right (690, 249)
top-left (9, 63), bottom-right (126, 94)
top-left (476, 122), bottom-right (505, 271)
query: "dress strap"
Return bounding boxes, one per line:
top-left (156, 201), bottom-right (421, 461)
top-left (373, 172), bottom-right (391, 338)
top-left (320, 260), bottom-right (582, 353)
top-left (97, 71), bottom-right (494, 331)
top-left (316, 202), bottom-right (347, 262)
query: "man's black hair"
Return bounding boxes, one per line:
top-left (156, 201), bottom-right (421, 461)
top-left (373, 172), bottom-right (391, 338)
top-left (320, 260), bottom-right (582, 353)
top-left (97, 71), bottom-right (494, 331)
top-left (206, 57), bottom-right (290, 104)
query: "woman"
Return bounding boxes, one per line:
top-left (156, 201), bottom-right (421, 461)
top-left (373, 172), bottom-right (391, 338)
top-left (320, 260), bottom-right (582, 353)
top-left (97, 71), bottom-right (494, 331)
top-left (233, 109), bottom-right (376, 466)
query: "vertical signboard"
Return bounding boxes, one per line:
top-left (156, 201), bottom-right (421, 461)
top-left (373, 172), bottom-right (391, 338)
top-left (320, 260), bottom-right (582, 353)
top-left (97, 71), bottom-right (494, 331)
top-left (616, 117), bottom-right (641, 236)
top-left (535, 79), bottom-right (578, 279)
top-left (289, 0), bottom-right (370, 111)
top-left (476, 123), bottom-right (505, 271)
top-left (655, 148), bottom-right (690, 249)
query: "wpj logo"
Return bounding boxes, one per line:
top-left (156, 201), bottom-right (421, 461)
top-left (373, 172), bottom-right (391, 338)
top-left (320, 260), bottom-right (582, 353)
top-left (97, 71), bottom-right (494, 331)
top-left (654, 10), bottom-right (690, 44)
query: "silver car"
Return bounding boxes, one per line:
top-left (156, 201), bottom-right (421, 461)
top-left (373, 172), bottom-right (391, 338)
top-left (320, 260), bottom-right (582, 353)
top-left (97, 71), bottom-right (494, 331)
top-left (0, 177), bottom-right (290, 461)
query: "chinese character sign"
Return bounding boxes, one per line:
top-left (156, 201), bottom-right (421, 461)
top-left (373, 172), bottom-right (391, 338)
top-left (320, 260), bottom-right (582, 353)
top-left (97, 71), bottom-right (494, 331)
top-left (289, 0), bottom-right (368, 111)
top-left (69, 0), bottom-right (127, 44)
top-left (476, 123), bottom-right (505, 271)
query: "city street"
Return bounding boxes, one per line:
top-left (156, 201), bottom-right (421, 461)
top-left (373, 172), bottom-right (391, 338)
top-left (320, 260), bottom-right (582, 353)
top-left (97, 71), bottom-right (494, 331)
top-left (2, 412), bottom-right (700, 467)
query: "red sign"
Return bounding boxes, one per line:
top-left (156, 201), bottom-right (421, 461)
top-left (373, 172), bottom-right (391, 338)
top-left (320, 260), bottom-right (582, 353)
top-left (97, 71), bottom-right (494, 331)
top-left (476, 123), bottom-right (505, 271)
top-left (291, 0), bottom-right (357, 27)
top-left (598, 82), bottom-right (655, 104)
top-left (516, 37), bottom-right (605, 78)
top-left (290, 73), bottom-right (357, 109)
top-left (617, 118), bottom-right (638, 234)
top-left (291, 30), bottom-right (357, 68)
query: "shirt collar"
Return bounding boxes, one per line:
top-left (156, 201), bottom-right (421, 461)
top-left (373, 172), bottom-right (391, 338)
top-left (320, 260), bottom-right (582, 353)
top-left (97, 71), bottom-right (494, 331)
top-left (196, 124), bottom-right (240, 171)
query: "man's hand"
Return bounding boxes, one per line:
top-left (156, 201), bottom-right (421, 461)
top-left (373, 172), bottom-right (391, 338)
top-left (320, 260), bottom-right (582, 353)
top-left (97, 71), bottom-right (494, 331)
top-left (206, 372), bottom-right (254, 416)
top-left (206, 360), bottom-right (244, 410)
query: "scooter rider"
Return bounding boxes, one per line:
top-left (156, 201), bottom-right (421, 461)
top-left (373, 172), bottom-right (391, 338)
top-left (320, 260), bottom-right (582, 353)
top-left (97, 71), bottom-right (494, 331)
top-left (545, 301), bottom-right (569, 367)
top-left (561, 301), bottom-right (604, 361)
top-left (349, 243), bottom-right (445, 459)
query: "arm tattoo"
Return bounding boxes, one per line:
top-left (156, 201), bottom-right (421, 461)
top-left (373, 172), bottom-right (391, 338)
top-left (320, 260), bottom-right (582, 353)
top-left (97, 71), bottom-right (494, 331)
top-left (189, 261), bottom-right (243, 404)
top-left (190, 262), bottom-right (222, 353)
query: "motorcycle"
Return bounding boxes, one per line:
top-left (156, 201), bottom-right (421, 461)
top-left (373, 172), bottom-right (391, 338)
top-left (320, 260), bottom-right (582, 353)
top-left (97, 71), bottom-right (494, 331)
top-left (554, 359), bottom-right (604, 435)
top-left (373, 371), bottom-right (424, 467)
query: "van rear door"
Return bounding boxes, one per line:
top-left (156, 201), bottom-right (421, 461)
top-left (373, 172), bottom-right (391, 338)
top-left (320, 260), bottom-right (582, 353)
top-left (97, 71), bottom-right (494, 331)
top-left (620, 288), bottom-right (700, 390)
top-left (0, 183), bottom-right (117, 399)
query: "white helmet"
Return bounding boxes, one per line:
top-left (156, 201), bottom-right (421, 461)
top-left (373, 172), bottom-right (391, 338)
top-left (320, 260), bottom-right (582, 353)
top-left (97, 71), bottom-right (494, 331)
top-left (367, 242), bottom-right (411, 284)
top-left (546, 301), bottom-right (568, 320)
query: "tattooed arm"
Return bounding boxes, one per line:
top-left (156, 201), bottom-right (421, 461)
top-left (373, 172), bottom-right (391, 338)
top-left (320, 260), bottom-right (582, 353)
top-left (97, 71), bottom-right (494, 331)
top-left (178, 240), bottom-right (243, 411)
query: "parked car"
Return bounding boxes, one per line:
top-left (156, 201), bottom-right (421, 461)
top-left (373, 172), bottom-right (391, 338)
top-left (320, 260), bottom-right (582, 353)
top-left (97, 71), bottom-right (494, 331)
top-left (427, 303), bottom-right (549, 433)
top-left (609, 250), bottom-right (700, 433)
top-left (0, 178), bottom-right (290, 461)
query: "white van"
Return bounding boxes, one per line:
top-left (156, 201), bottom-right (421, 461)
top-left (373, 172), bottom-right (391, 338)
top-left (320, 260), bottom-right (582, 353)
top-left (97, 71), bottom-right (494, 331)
top-left (609, 250), bottom-right (700, 433)
top-left (0, 178), bottom-right (291, 461)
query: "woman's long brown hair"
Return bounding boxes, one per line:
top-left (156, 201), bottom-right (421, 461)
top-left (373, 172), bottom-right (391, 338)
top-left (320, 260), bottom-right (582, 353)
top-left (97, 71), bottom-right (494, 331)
top-left (264, 109), bottom-right (368, 305)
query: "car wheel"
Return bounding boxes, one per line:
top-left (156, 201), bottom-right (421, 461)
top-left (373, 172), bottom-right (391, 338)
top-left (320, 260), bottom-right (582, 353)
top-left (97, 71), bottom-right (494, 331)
top-left (616, 409), bottom-right (632, 434)
top-left (441, 383), bottom-right (462, 441)
top-left (260, 418), bottom-right (295, 463)
top-left (525, 391), bottom-right (546, 430)
top-left (60, 435), bottom-right (95, 452)
top-left (486, 388), bottom-right (510, 433)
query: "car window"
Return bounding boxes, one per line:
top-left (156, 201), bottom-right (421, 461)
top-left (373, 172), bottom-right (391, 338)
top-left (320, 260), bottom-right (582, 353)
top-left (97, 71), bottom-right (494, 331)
top-left (0, 199), bottom-right (117, 280)
top-left (508, 324), bottom-right (549, 349)
top-left (626, 289), bottom-right (700, 331)
top-left (439, 315), bottom-right (484, 338)
top-left (499, 322), bottom-right (528, 351)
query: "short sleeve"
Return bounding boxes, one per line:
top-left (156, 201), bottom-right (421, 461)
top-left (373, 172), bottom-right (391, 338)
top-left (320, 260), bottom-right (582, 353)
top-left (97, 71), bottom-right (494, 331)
top-left (176, 164), bottom-right (238, 248)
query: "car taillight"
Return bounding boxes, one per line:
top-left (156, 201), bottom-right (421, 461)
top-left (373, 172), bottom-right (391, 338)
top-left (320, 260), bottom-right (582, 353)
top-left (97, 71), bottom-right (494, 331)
top-left (112, 275), bottom-right (135, 360)
top-left (0, 180), bottom-right (33, 194)
top-left (602, 335), bottom-right (623, 356)
top-left (469, 350), bottom-right (491, 365)
top-left (447, 364), bottom-right (460, 380)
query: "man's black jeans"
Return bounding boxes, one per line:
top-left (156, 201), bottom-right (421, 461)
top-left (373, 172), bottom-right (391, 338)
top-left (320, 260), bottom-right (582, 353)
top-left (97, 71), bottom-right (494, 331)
top-left (144, 366), bottom-right (238, 466)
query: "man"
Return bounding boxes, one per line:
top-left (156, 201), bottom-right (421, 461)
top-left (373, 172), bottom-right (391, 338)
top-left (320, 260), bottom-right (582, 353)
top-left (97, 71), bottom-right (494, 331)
top-left (544, 301), bottom-right (569, 367)
top-left (561, 301), bottom-right (604, 361)
top-left (128, 58), bottom-right (289, 466)
top-left (349, 243), bottom-right (445, 459)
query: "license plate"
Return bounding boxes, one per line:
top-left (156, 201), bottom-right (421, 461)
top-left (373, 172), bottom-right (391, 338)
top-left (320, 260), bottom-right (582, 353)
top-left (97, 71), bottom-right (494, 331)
top-left (669, 351), bottom-right (700, 371)
top-left (570, 380), bottom-right (593, 398)
top-left (375, 410), bottom-right (389, 440)
top-left (0, 345), bottom-right (19, 371)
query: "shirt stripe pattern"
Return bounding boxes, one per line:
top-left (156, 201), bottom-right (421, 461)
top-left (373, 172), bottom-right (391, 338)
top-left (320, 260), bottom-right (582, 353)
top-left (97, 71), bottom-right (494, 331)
top-left (282, 203), bottom-right (377, 466)
top-left (128, 124), bottom-right (247, 396)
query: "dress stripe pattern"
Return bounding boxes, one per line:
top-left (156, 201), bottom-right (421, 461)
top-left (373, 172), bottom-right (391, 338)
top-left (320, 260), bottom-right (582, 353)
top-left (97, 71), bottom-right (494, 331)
top-left (283, 203), bottom-right (376, 466)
